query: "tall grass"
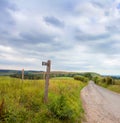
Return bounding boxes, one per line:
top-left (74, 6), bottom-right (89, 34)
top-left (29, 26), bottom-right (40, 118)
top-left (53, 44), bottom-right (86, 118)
top-left (97, 77), bottom-right (120, 93)
top-left (107, 85), bottom-right (120, 93)
top-left (0, 76), bottom-right (86, 123)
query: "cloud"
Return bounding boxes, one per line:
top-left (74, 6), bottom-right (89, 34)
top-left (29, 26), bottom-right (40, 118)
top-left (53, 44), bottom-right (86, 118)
top-left (20, 32), bottom-right (55, 44)
top-left (87, 41), bottom-right (120, 55)
top-left (117, 3), bottom-right (120, 9)
top-left (75, 32), bottom-right (110, 42)
top-left (0, 0), bottom-right (120, 74)
top-left (44, 16), bottom-right (64, 28)
top-left (90, 0), bottom-right (114, 8)
top-left (0, 45), bottom-right (14, 53)
top-left (0, 0), bottom-right (15, 32)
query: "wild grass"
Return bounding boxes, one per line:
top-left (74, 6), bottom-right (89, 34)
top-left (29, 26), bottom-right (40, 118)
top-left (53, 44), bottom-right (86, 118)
top-left (98, 78), bottom-right (120, 94)
top-left (107, 85), bottom-right (120, 93)
top-left (0, 76), bottom-right (86, 123)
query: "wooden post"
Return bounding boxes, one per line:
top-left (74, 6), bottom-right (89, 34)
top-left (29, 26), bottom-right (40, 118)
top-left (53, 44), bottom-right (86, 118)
top-left (22, 69), bottom-right (24, 81)
top-left (42, 60), bottom-right (51, 103)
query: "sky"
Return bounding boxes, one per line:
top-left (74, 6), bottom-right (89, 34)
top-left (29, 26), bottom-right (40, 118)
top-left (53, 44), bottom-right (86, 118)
top-left (0, 0), bottom-right (120, 75)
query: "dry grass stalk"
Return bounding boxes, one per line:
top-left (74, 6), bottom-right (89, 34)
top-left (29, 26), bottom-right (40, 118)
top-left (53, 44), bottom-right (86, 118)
top-left (0, 99), bottom-right (4, 119)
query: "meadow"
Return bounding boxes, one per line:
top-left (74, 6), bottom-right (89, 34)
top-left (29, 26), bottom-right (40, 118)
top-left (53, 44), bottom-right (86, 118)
top-left (106, 85), bottom-right (120, 93)
top-left (0, 76), bottom-right (86, 123)
top-left (95, 77), bottom-right (120, 94)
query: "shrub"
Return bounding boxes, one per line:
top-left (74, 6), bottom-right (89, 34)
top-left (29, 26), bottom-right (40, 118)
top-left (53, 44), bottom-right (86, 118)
top-left (84, 73), bottom-right (92, 80)
top-left (74, 75), bottom-right (88, 82)
top-left (106, 77), bottom-right (114, 85)
top-left (48, 95), bottom-right (73, 120)
top-left (4, 108), bottom-right (28, 123)
top-left (93, 76), bottom-right (102, 84)
top-left (101, 77), bottom-right (114, 85)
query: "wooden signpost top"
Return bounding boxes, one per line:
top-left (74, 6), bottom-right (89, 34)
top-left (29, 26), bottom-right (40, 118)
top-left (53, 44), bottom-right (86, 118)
top-left (42, 60), bottom-right (51, 103)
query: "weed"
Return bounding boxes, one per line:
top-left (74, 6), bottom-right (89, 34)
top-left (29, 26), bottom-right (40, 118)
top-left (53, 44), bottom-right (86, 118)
top-left (0, 76), bottom-right (86, 123)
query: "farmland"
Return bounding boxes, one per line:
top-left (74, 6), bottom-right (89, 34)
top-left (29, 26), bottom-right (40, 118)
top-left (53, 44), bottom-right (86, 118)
top-left (0, 76), bottom-right (86, 123)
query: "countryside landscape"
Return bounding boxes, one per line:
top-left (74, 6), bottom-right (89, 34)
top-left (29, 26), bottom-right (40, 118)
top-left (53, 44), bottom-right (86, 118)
top-left (0, 69), bottom-right (120, 123)
top-left (1, 0), bottom-right (120, 123)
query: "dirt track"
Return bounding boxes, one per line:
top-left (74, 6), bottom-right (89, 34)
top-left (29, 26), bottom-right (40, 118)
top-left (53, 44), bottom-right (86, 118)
top-left (81, 81), bottom-right (120, 123)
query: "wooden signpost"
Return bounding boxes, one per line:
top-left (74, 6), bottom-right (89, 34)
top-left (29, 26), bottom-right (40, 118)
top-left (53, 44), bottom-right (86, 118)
top-left (42, 60), bottom-right (51, 103)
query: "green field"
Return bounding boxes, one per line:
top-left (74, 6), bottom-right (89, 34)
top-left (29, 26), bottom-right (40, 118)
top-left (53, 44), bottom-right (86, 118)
top-left (106, 85), bottom-right (120, 93)
top-left (0, 76), bottom-right (86, 123)
top-left (97, 77), bottom-right (120, 94)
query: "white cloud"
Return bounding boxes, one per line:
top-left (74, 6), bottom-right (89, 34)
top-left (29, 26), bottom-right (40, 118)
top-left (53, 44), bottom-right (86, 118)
top-left (0, 45), bottom-right (14, 53)
top-left (0, 0), bottom-right (120, 74)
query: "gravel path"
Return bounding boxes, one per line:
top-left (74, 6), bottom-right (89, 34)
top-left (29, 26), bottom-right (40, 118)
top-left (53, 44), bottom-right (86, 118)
top-left (81, 81), bottom-right (120, 123)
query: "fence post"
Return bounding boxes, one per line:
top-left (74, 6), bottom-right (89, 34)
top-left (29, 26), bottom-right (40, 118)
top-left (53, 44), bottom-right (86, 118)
top-left (22, 69), bottom-right (24, 82)
top-left (42, 60), bottom-right (51, 103)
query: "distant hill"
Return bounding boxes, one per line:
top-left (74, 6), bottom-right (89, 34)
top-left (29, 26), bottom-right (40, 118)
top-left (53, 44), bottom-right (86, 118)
top-left (0, 70), bottom-right (18, 76)
top-left (0, 69), bottom-right (102, 80)
top-left (82, 72), bottom-right (101, 77)
top-left (0, 69), bottom-right (44, 76)
top-left (0, 69), bottom-right (101, 76)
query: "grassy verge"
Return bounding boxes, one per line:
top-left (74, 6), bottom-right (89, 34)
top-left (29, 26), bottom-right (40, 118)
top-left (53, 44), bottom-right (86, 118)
top-left (107, 85), bottom-right (120, 93)
top-left (0, 76), bottom-right (86, 123)
top-left (98, 82), bottom-right (120, 94)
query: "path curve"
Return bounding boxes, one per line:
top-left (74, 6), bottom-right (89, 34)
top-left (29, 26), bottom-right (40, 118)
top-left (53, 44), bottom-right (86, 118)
top-left (81, 81), bottom-right (120, 123)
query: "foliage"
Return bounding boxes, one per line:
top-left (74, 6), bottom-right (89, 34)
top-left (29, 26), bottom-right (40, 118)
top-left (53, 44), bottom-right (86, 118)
top-left (74, 75), bottom-right (88, 82)
top-left (10, 73), bottom-right (44, 80)
top-left (0, 76), bottom-right (86, 123)
top-left (6, 70), bottom-right (101, 81)
top-left (93, 76), bottom-right (99, 84)
top-left (107, 85), bottom-right (120, 93)
top-left (83, 73), bottom-right (93, 80)
top-left (94, 76), bottom-right (120, 93)
top-left (97, 76), bottom-right (115, 85)
top-left (48, 95), bottom-right (73, 120)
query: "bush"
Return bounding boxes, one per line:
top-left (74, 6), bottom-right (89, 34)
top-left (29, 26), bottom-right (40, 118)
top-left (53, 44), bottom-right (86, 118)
top-left (106, 77), bottom-right (114, 85)
top-left (100, 77), bottom-right (114, 85)
top-left (84, 73), bottom-right (92, 80)
top-left (93, 76), bottom-right (102, 84)
top-left (74, 75), bottom-right (88, 82)
top-left (4, 108), bottom-right (28, 123)
top-left (48, 95), bottom-right (73, 120)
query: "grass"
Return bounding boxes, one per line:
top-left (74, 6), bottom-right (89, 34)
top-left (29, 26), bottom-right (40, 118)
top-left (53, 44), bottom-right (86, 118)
top-left (0, 76), bottom-right (86, 123)
top-left (51, 77), bottom-right (73, 80)
top-left (98, 80), bottom-right (120, 94)
top-left (107, 85), bottom-right (120, 93)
